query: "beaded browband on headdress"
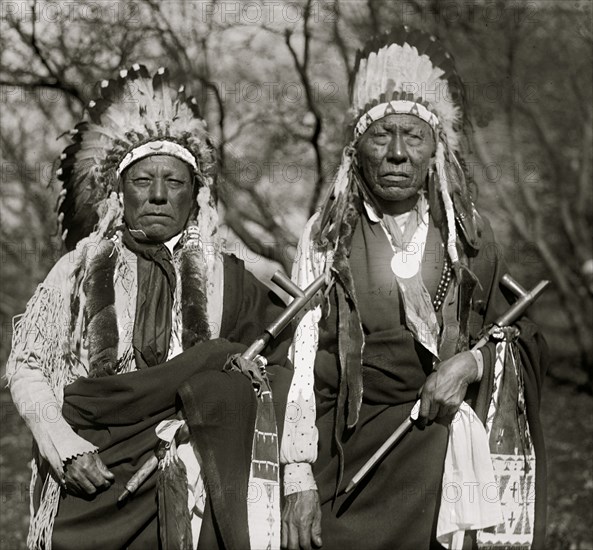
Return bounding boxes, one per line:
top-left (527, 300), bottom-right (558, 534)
top-left (348, 27), bottom-right (464, 148)
top-left (56, 64), bottom-right (217, 251)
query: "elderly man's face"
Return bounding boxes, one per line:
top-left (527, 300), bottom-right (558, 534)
top-left (122, 155), bottom-right (194, 242)
top-left (357, 114), bottom-right (435, 212)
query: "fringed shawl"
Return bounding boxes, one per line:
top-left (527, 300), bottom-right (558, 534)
top-left (6, 229), bottom-right (222, 549)
top-left (7, 286), bottom-right (74, 549)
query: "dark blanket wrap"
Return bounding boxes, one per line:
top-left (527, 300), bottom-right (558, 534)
top-left (312, 214), bottom-right (548, 550)
top-left (43, 254), bottom-right (292, 550)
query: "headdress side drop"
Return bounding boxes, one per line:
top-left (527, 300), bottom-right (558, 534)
top-left (56, 64), bottom-right (218, 251)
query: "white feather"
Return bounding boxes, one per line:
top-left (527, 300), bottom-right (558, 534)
top-left (352, 43), bottom-right (462, 150)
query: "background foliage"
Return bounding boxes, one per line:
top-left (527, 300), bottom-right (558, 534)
top-left (1, 0), bottom-right (592, 548)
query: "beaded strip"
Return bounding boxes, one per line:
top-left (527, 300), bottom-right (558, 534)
top-left (432, 255), bottom-right (452, 312)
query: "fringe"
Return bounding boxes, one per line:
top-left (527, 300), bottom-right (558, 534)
top-left (6, 285), bottom-right (72, 550)
top-left (27, 461), bottom-right (60, 550)
top-left (6, 285), bottom-right (71, 400)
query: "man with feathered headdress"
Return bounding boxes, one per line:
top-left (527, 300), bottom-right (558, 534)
top-left (6, 65), bottom-right (290, 550)
top-left (280, 29), bottom-right (548, 550)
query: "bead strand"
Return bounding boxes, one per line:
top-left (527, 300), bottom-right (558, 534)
top-left (432, 255), bottom-right (452, 311)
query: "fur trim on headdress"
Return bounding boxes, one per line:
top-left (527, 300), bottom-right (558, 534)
top-left (180, 226), bottom-right (212, 350)
top-left (195, 183), bottom-right (218, 246)
top-left (82, 239), bottom-right (119, 377)
top-left (56, 65), bottom-right (216, 251)
top-left (316, 146), bottom-right (356, 267)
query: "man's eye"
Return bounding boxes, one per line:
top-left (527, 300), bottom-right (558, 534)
top-left (132, 178), bottom-right (151, 185)
top-left (167, 179), bottom-right (186, 186)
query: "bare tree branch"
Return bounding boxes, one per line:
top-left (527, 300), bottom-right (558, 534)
top-left (284, 0), bottom-right (325, 215)
top-left (331, 0), bottom-right (354, 82)
top-left (473, 128), bottom-right (593, 371)
top-left (367, 0), bottom-right (380, 35)
top-left (142, 0), bottom-right (227, 166)
top-left (4, 2), bottom-right (84, 104)
top-left (223, 207), bottom-right (295, 273)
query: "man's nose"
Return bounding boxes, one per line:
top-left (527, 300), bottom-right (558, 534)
top-left (387, 133), bottom-right (407, 163)
top-left (149, 178), bottom-right (167, 203)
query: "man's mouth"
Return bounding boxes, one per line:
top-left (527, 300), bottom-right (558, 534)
top-left (380, 172), bottom-right (411, 181)
top-left (142, 212), bottom-right (171, 218)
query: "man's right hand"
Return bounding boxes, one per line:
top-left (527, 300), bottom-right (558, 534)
top-left (63, 451), bottom-right (115, 496)
top-left (281, 489), bottom-right (323, 550)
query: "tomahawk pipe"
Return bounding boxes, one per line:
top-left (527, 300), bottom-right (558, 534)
top-left (118, 271), bottom-right (326, 502)
top-left (242, 271), bottom-right (326, 360)
top-left (345, 276), bottom-right (550, 494)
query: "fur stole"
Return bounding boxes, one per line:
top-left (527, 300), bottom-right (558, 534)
top-left (74, 233), bottom-right (212, 377)
top-left (179, 234), bottom-right (211, 350)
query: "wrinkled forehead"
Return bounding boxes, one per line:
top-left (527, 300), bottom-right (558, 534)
top-left (365, 113), bottom-right (434, 134)
top-left (122, 154), bottom-right (193, 178)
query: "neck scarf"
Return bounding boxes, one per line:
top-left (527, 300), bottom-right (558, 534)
top-left (122, 228), bottom-right (177, 369)
top-left (379, 194), bottom-right (440, 357)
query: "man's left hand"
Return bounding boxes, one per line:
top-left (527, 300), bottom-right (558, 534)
top-left (418, 351), bottom-right (479, 424)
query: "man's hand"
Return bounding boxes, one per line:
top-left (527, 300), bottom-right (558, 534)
top-left (63, 452), bottom-right (115, 496)
top-left (281, 489), bottom-right (323, 550)
top-left (418, 351), bottom-right (479, 424)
